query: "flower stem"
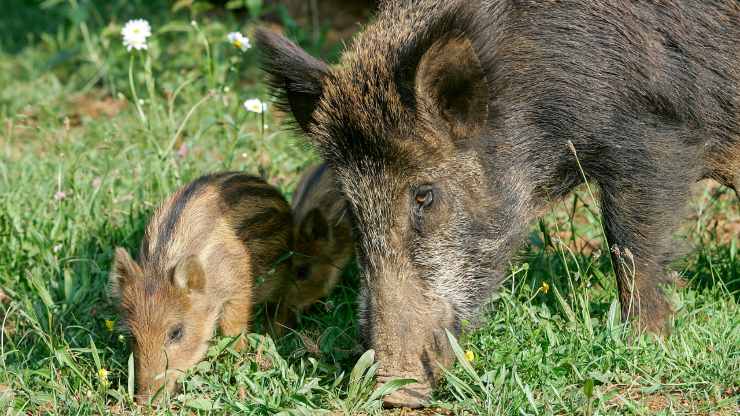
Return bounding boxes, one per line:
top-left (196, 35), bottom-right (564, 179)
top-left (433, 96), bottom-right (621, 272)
top-left (260, 110), bottom-right (264, 138)
top-left (192, 22), bottom-right (215, 89)
top-left (144, 52), bottom-right (161, 125)
top-left (129, 54), bottom-right (148, 126)
top-left (166, 91), bottom-right (214, 157)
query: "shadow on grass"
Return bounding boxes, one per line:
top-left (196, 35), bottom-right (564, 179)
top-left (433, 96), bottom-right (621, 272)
top-left (516, 220), bottom-right (739, 321)
top-left (0, 1), bottom-right (173, 54)
top-left (683, 244), bottom-right (739, 301)
top-left (0, 0), bottom-right (68, 54)
top-left (262, 262), bottom-right (362, 370)
top-left (683, 185), bottom-right (740, 299)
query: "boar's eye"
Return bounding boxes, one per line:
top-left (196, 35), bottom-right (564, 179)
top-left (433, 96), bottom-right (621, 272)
top-left (167, 324), bottom-right (184, 344)
top-left (414, 186), bottom-right (434, 210)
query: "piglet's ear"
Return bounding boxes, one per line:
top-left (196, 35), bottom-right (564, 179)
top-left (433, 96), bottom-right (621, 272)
top-left (415, 34), bottom-right (488, 140)
top-left (109, 247), bottom-right (140, 299)
top-left (172, 256), bottom-right (206, 292)
top-left (299, 208), bottom-right (331, 242)
top-left (255, 28), bottom-right (329, 133)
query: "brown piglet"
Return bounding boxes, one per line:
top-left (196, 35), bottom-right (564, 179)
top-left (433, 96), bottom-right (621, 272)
top-left (109, 172), bottom-right (293, 403)
top-left (283, 163), bottom-right (354, 318)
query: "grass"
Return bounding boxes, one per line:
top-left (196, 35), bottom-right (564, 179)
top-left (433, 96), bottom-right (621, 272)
top-left (1, 2), bottom-right (738, 415)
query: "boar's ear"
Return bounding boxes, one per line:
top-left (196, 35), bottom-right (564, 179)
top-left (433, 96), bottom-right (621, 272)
top-left (110, 247), bottom-right (140, 298)
top-left (255, 28), bottom-right (329, 133)
top-left (172, 256), bottom-right (206, 293)
top-left (415, 34), bottom-right (488, 140)
top-left (299, 208), bottom-right (331, 242)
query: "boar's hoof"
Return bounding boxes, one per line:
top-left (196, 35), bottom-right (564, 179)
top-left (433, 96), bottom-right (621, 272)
top-left (380, 380), bottom-right (431, 409)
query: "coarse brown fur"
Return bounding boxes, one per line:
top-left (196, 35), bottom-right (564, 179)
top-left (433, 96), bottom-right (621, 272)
top-left (257, 0), bottom-right (740, 408)
top-left (109, 172), bottom-right (293, 403)
top-left (285, 163), bottom-right (354, 316)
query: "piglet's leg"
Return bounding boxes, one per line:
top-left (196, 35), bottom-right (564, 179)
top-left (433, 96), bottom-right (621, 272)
top-left (220, 294), bottom-right (252, 351)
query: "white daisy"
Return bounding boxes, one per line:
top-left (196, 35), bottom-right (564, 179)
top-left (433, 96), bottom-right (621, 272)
top-left (123, 36), bottom-right (148, 51)
top-left (243, 98), bottom-right (266, 114)
top-left (122, 19), bottom-right (152, 51)
top-left (227, 32), bottom-right (251, 52)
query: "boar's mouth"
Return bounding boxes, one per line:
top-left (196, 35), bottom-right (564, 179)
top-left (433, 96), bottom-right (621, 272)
top-left (378, 375), bottom-right (432, 409)
top-left (373, 328), bottom-right (456, 408)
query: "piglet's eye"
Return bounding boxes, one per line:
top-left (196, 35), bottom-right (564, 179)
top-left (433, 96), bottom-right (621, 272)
top-left (296, 264), bottom-right (311, 281)
top-left (167, 325), bottom-right (184, 344)
top-left (414, 186), bottom-right (434, 210)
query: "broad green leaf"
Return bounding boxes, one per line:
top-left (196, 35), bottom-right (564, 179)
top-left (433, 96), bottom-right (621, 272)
top-left (184, 397), bottom-right (215, 410)
top-left (445, 330), bottom-right (479, 382)
top-left (367, 378), bottom-right (416, 403)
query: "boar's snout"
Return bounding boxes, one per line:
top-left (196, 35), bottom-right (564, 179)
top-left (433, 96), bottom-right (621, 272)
top-left (361, 264), bottom-right (458, 408)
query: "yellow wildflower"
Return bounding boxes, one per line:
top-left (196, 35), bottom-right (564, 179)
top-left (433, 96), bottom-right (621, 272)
top-left (104, 319), bottom-right (115, 332)
top-left (464, 350), bottom-right (475, 362)
top-left (541, 281), bottom-right (550, 294)
top-left (98, 368), bottom-right (109, 386)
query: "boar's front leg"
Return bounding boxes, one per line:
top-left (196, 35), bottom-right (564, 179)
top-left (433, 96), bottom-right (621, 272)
top-left (599, 174), bottom-right (689, 336)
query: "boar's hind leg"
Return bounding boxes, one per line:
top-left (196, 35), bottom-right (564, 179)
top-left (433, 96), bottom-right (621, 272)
top-left (599, 177), bottom-right (689, 336)
top-left (220, 295), bottom-right (252, 351)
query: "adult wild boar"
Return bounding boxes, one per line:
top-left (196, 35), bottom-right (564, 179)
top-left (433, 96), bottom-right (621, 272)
top-left (257, 0), bottom-right (740, 408)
